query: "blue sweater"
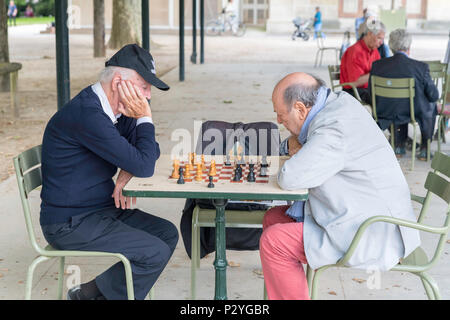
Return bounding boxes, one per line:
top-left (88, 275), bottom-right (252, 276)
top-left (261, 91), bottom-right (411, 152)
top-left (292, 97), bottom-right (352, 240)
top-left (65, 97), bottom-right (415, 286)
top-left (40, 86), bottom-right (160, 225)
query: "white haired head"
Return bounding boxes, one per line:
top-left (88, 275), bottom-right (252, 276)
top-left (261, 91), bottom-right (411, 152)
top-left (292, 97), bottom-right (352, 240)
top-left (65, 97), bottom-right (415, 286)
top-left (388, 29), bottom-right (412, 54)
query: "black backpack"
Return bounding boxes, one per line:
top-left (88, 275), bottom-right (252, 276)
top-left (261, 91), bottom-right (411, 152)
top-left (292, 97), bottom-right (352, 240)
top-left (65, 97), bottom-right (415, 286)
top-left (179, 120), bottom-right (281, 259)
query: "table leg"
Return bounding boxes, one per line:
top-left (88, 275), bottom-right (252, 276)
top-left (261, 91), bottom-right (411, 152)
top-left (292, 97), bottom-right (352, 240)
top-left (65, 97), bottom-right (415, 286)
top-left (212, 198), bottom-right (228, 300)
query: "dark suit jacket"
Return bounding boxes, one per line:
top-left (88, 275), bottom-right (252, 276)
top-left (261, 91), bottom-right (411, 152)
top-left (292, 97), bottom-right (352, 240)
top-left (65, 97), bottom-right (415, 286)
top-left (369, 53), bottom-right (439, 130)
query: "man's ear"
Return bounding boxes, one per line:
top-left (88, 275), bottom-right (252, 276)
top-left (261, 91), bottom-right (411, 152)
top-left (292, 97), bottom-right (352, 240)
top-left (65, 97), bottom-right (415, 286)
top-left (111, 73), bottom-right (122, 92)
top-left (293, 101), bottom-right (309, 120)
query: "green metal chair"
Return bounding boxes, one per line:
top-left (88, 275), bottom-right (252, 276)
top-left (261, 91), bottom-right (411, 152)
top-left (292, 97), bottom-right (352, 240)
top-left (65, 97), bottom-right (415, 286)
top-left (306, 151), bottom-right (450, 300)
top-left (13, 144), bottom-right (151, 300)
top-left (314, 33), bottom-right (339, 68)
top-left (370, 75), bottom-right (427, 170)
top-left (437, 73), bottom-right (450, 153)
top-left (191, 205), bottom-right (266, 299)
top-left (420, 61), bottom-right (448, 152)
top-left (328, 65), bottom-right (363, 102)
top-left (328, 65), bottom-right (372, 114)
top-left (425, 62), bottom-right (450, 153)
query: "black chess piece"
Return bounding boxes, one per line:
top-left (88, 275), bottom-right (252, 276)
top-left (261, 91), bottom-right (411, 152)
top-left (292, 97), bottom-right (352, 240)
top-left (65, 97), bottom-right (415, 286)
top-left (233, 165), bottom-right (241, 181)
top-left (225, 155), bottom-right (231, 166)
top-left (177, 167), bottom-right (185, 184)
top-left (237, 164), bottom-right (243, 178)
top-left (207, 176), bottom-right (215, 188)
top-left (247, 163), bottom-right (255, 182)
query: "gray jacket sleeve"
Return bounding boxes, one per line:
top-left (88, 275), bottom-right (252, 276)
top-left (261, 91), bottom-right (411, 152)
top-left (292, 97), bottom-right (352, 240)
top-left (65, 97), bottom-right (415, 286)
top-left (278, 120), bottom-right (346, 190)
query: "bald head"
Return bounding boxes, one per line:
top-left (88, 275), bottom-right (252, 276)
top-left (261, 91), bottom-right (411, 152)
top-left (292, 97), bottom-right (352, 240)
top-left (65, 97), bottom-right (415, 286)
top-left (273, 72), bottom-right (325, 111)
top-left (272, 72), bottom-right (326, 136)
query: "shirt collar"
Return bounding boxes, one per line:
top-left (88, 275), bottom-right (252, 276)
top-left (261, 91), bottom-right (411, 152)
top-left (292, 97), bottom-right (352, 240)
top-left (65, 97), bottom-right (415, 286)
top-left (359, 38), bottom-right (372, 53)
top-left (396, 51), bottom-right (409, 57)
top-left (298, 87), bottom-right (330, 145)
top-left (91, 82), bottom-right (122, 124)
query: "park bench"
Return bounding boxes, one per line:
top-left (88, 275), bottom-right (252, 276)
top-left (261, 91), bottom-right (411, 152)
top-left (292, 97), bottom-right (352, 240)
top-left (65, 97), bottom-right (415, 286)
top-left (0, 62), bottom-right (22, 117)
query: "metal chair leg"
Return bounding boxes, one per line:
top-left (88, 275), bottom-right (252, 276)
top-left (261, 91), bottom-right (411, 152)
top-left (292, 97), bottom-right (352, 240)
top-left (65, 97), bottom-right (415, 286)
top-left (438, 116), bottom-right (442, 153)
top-left (57, 257), bottom-right (65, 300)
top-left (120, 257), bottom-right (134, 300)
top-left (314, 50), bottom-right (320, 67)
top-left (263, 281), bottom-right (268, 300)
top-left (149, 287), bottom-right (155, 300)
top-left (411, 124), bottom-right (417, 171)
top-left (25, 255), bottom-right (51, 300)
top-left (306, 265), bottom-right (314, 297)
top-left (420, 272), bottom-right (441, 300)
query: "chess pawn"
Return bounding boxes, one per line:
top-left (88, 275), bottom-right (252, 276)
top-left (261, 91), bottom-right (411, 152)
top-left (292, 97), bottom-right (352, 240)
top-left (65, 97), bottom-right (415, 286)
top-left (209, 159), bottom-right (217, 176)
top-left (201, 154), bottom-right (205, 168)
top-left (207, 176), bottom-right (215, 188)
top-left (247, 163), bottom-right (255, 182)
top-left (171, 159), bottom-right (180, 179)
top-left (183, 164), bottom-right (191, 178)
top-left (177, 167), bottom-right (185, 184)
top-left (195, 164), bottom-right (203, 181)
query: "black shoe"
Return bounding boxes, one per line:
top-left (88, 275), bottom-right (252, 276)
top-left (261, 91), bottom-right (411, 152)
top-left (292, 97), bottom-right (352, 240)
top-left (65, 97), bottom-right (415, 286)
top-left (405, 138), bottom-right (420, 151)
top-left (394, 147), bottom-right (406, 158)
top-left (417, 149), bottom-right (433, 161)
top-left (67, 285), bottom-right (106, 300)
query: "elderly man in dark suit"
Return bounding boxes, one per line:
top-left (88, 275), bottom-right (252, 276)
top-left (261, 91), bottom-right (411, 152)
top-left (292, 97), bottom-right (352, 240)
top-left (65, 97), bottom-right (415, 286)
top-left (369, 29), bottom-right (439, 160)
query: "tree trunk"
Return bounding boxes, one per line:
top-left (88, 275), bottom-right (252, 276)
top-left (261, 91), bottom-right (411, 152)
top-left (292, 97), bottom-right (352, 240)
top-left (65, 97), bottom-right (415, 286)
top-left (93, 0), bottom-right (106, 57)
top-left (108, 0), bottom-right (142, 49)
top-left (0, 0), bottom-right (10, 92)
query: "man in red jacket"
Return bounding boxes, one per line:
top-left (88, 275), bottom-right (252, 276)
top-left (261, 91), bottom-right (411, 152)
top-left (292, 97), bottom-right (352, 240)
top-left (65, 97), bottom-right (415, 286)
top-left (340, 19), bottom-right (386, 105)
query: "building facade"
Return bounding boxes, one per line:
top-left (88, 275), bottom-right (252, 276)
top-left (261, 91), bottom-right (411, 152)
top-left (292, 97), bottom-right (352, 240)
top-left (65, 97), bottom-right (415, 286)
top-left (69, 0), bottom-right (449, 33)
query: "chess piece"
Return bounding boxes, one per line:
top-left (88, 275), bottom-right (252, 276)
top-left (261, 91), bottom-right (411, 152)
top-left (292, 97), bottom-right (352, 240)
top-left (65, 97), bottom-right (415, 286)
top-left (183, 164), bottom-right (191, 178)
top-left (177, 167), bottom-right (185, 184)
top-left (207, 176), bottom-right (215, 188)
top-left (260, 166), bottom-right (268, 177)
top-left (195, 163), bottom-right (203, 181)
top-left (171, 159), bottom-right (180, 179)
top-left (261, 155), bottom-right (268, 167)
top-left (224, 155), bottom-right (231, 166)
top-left (247, 163), bottom-right (255, 182)
top-left (209, 159), bottom-right (217, 176)
top-left (201, 154), bottom-right (205, 169)
top-left (233, 164), bottom-right (241, 181)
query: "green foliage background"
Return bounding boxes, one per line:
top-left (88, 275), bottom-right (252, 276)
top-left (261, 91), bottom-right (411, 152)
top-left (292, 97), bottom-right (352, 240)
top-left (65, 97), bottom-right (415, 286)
top-left (9, 0), bottom-right (54, 17)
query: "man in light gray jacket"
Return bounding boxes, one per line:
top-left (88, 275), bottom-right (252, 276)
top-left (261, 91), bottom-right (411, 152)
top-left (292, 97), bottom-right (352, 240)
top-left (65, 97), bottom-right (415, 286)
top-left (259, 72), bottom-right (420, 300)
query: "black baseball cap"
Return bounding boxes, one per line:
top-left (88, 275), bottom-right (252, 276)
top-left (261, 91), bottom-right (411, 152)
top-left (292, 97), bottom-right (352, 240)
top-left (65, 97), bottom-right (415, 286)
top-left (105, 44), bottom-right (170, 91)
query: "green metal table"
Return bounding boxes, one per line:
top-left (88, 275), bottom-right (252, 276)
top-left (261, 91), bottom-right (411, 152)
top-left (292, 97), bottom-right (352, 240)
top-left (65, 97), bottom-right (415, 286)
top-left (123, 154), bottom-right (308, 300)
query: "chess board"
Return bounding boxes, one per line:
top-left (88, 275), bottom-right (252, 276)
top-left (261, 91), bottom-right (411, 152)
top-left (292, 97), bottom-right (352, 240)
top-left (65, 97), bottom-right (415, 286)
top-left (169, 161), bottom-right (270, 184)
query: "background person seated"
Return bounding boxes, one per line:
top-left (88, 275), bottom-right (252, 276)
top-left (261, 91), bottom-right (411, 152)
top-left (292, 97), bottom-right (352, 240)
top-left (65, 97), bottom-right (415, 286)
top-left (25, 5), bottom-right (34, 17)
top-left (356, 11), bottom-right (391, 59)
top-left (369, 29), bottom-right (439, 160)
top-left (340, 20), bottom-right (386, 105)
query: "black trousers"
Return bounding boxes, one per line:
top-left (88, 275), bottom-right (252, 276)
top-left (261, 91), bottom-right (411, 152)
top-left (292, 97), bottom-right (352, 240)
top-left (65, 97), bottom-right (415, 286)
top-left (41, 207), bottom-right (179, 300)
top-left (395, 112), bottom-right (437, 149)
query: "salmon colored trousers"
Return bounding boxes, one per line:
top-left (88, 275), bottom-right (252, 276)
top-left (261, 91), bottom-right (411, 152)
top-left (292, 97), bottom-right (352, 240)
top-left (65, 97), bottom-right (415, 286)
top-left (259, 205), bottom-right (310, 300)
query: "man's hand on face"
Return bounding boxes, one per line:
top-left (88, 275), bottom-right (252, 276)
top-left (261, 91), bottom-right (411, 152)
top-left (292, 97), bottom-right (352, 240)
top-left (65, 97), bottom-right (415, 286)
top-left (112, 169), bottom-right (136, 210)
top-left (288, 135), bottom-right (302, 156)
top-left (117, 80), bottom-right (152, 119)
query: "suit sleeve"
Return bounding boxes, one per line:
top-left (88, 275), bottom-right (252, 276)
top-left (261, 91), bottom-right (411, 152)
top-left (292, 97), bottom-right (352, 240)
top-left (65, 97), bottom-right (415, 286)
top-left (278, 120), bottom-right (345, 190)
top-left (76, 108), bottom-right (160, 178)
top-left (421, 64), bottom-right (439, 103)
